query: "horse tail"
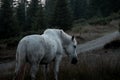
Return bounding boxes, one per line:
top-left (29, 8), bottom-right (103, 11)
top-left (14, 40), bottom-right (27, 80)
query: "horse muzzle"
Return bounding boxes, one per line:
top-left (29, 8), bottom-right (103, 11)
top-left (71, 57), bottom-right (78, 64)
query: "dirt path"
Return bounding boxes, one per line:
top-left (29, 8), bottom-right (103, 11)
top-left (76, 31), bottom-right (120, 53)
top-left (0, 31), bottom-right (120, 77)
top-left (0, 61), bottom-right (15, 76)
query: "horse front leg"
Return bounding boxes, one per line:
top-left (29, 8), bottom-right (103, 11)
top-left (54, 55), bottom-right (62, 80)
top-left (43, 64), bottom-right (49, 80)
top-left (30, 63), bottom-right (39, 80)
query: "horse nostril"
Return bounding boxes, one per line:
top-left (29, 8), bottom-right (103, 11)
top-left (71, 58), bottom-right (78, 64)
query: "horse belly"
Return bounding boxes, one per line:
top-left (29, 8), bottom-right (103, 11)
top-left (40, 44), bottom-right (57, 64)
top-left (40, 45), bottom-right (60, 64)
top-left (40, 53), bottom-right (55, 64)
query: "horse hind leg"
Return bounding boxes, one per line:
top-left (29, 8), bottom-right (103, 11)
top-left (14, 59), bottom-right (26, 80)
top-left (14, 41), bottom-right (28, 80)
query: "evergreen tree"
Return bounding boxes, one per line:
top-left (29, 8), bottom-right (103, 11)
top-left (16, 1), bottom-right (26, 32)
top-left (52, 0), bottom-right (73, 30)
top-left (32, 3), bottom-right (45, 31)
top-left (44, 0), bottom-right (56, 27)
top-left (69, 0), bottom-right (120, 19)
top-left (0, 0), bottom-right (17, 38)
top-left (104, 0), bottom-right (120, 16)
top-left (70, 0), bottom-right (89, 19)
top-left (0, 2), bottom-right (1, 31)
top-left (27, 0), bottom-right (39, 30)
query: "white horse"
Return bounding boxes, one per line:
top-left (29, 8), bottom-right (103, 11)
top-left (14, 29), bottom-right (78, 80)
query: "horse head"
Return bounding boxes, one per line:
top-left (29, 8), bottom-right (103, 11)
top-left (61, 30), bottom-right (78, 64)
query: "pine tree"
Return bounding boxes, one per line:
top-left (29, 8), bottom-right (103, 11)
top-left (27, 0), bottom-right (39, 30)
top-left (16, 1), bottom-right (26, 32)
top-left (44, 0), bottom-right (56, 27)
top-left (0, 2), bottom-right (1, 32)
top-left (52, 0), bottom-right (73, 30)
top-left (70, 0), bottom-right (89, 19)
top-left (32, 3), bottom-right (45, 31)
top-left (0, 0), bottom-right (17, 38)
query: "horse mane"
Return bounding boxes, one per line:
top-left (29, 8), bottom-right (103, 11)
top-left (43, 29), bottom-right (74, 45)
top-left (44, 29), bottom-right (71, 39)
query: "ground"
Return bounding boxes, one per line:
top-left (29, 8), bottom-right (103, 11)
top-left (0, 19), bottom-right (120, 80)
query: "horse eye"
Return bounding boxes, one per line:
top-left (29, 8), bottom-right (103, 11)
top-left (73, 45), bottom-right (76, 48)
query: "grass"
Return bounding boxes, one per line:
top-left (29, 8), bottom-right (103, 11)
top-left (0, 15), bottom-right (120, 80)
top-left (1, 39), bottom-right (120, 80)
top-left (21, 48), bottom-right (120, 80)
top-left (2, 51), bottom-right (120, 80)
top-left (58, 49), bottom-right (120, 80)
top-left (1, 40), bottom-right (120, 80)
top-left (1, 46), bottom-right (120, 80)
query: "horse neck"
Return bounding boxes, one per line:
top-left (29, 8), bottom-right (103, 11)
top-left (61, 32), bottom-right (71, 46)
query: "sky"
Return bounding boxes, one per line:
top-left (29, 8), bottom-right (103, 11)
top-left (27, 0), bottom-right (45, 4)
top-left (14, 0), bottom-right (45, 4)
top-left (11, 0), bottom-right (45, 7)
top-left (41, 0), bottom-right (45, 4)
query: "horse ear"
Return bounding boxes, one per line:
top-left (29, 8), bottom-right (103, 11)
top-left (71, 35), bottom-right (74, 41)
top-left (60, 30), bottom-right (63, 35)
top-left (60, 30), bottom-right (62, 34)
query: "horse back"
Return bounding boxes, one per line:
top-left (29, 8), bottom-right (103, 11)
top-left (18, 34), bottom-right (62, 64)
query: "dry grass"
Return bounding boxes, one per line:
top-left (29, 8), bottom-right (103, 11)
top-left (1, 39), bottom-right (120, 80)
top-left (1, 46), bottom-right (120, 80)
top-left (0, 19), bottom-right (120, 80)
top-left (22, 48), bottom-right (120, 80)
top-left (71, 20), bottom-right (119, 44)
